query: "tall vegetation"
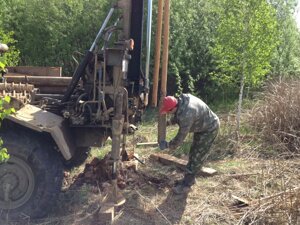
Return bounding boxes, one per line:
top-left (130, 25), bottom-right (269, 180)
top-left (212, 0), bottom-right (278, 143)
top-left (1, 0), bottom-right (110, 74)
top-left (270, 0), bottom-right (300, 76)
top-left (168, 0), bottom-right (215, 97)
top-left (0, 30), bottom-right (20, 70)
top-left (0, 0), bottom-right (299, 102)
top-left (250, 79), bottom-right (300, 154)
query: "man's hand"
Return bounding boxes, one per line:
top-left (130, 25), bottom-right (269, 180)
top-left (159, 140), bottom-right (169, 150)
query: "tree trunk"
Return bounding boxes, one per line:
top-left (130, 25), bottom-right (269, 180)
top-left (236, 65), bottom-right (246, 147)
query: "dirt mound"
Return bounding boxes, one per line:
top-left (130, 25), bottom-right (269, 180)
top-left (64, 154), bottom-right (144, 192)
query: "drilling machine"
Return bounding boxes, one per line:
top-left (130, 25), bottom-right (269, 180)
top-left (0, 0), bottom-right (152, 220)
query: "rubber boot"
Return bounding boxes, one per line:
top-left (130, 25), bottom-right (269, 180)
top-left (172, 174), bottom-right (195, 194)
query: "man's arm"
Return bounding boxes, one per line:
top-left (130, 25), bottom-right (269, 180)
top-left (167, 116), bottom-right (177, 126)
top-left (169, 119), bottom-right (192, 150)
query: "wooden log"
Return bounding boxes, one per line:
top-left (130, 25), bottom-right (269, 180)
top-left (151, 0), bottom-right (164, 107)
top-left (158, 0), bottom-right (170, 142)
top-left (4, 74), bottom-right (72, 86)
top-left (150, 153), bottom-right (217, 176)
top-left (7, 66), bottom-right (62, 77)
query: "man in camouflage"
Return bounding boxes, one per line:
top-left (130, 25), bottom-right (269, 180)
top-left (159, 94), bottom-right (220, 194)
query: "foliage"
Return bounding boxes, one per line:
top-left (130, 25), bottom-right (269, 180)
top-left (0, 0), bottom-right (300, 103)
top-left (0, 30), bottom-right (20, 69)
top-left (1, 0), bottom-right (110, 75)
top-left (211, 0), bottom-right (279, 142)
top-left (0, 29), bottom-right (18, 162)
top-left (166, 0), bottom-right (216, 96)
top-left (269, 0), bottom-right (300, 77)
top-left (212, 0), bottom-right (279, 88)
top-left (0, 96), bottom-right (15, 162)
top-left (0, 138), bottom-right (9, 162)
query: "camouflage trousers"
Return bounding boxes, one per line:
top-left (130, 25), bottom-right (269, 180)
top-left (186, 126), bottom-right (219, 175)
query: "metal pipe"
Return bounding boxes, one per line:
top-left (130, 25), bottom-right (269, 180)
top-left (111, 91), bottom-right (124, 179)
top-left (62, 6), bottom-right (116, 103)
top-left (151, 0), bottom-right (164, 107)
top-left (144, 0), bottom-right (153, 106)
top-left (93, 47), bottom-right (98, 101)
top-left (90, 6), bottom-right (116, 52)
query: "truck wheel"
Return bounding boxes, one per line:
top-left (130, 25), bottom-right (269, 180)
top-left (0, 130), bottom-right (63, 221)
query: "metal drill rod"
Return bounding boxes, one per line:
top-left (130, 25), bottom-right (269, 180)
top-left (61, 6), bottom-right (116, 103)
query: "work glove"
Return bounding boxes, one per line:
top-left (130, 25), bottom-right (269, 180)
top-left (159, 140), bottom-right (169, 150)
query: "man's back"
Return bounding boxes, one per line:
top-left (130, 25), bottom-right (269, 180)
top-left (176, 94), bottom-right (219, 133)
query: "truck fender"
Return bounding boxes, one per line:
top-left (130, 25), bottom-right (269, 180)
top-left (6, 104), bottom-right (75, 160)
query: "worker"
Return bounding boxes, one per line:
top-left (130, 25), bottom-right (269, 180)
top-left (159, 94), bottom-right (220, 194)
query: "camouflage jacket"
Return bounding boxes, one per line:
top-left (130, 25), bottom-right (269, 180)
top-left (169, 94), bottom-right (219, 149)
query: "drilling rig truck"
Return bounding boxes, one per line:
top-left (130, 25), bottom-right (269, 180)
top-left (0, 0), bottom-right (153, 220)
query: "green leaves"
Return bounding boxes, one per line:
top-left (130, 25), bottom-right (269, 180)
top-left (212, 0), bottom-right (279, 88)
top-left (269, 0), bottom-right (300, 76)
top-left (0, 145), bottom-right (9, 162)
top-left (0, 30), bottom-right (20, 67)
top-left (0, 96), bottom-right (14, 162)
top-left (1, 0), bottom-right (110, 74)
top-left (1, 0), bottom-right (299, 103)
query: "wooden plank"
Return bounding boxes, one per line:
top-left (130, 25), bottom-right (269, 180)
top-left (150, 153), bottom-right (187, 170)
top-left (4, 74), bottom-right (72, 86)
top-left (150, 153), bottom-right (217, 176)
top-left (7, 66), bottom-right (62, 77)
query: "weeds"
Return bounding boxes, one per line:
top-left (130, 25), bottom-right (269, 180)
top-left (250, 79), bottom-right (300, 155)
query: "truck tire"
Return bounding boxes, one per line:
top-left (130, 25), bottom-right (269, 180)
top-left (0, 130), bottom-right (63, 221)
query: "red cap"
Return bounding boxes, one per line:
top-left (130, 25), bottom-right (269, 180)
top-left (159, 96), bottom-right (178, 114)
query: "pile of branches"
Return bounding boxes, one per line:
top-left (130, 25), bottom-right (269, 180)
top-left (235, 187), bottom-right (300, 224)
top-left (229, 160), bottom-right (300, 224)
top-left (250, 79), bottom-right (300, 154)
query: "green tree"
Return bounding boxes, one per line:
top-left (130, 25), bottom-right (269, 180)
top-left (0, 30), bottom-right (20, 69)
top-left (166, 0), bottom-right (216, 96)
top-left (212, 0), bottom-right (279, 143)
top-left (270, 0), bottom-right (300, 77)
top-left (2, 0), bottom-right (110, 74)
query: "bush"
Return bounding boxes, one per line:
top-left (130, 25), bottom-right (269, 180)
top-left (250, 79), bottom-right (300, 154)
top-left (0, 96), bottom-right (15, 162)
